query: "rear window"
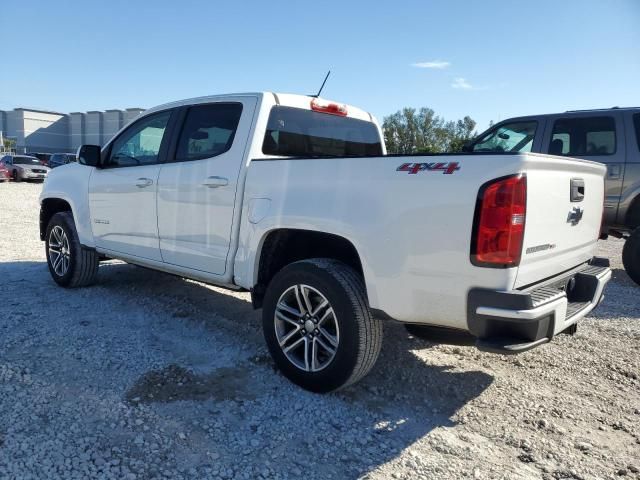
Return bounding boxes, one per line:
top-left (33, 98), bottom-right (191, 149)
top-left (262, 106), bottom-right (383, 157)
top-left (634, 114), bottom-right (640, 151)
top-left (549, 116), bottom-right (616, 156)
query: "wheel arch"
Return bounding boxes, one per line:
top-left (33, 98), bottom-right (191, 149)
top-left (40, 197), bottom-right (74, 241)
top-left (624, 192), bottom-right (640, 230)
top-left (251, 228), bottom-right (365, 309)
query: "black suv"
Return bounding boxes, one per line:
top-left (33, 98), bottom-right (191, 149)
top-left (466, 107), bottom-right (640, 285)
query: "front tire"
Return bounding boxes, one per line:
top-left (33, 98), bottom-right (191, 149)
top-left (622, 228), bottom-right (640, 286)
top-left (45, 212), bottom-right (99, 287)
top-left (12, 170), bottom-right (20, 182)
top-left (262, 259), bottom-right (382, 393)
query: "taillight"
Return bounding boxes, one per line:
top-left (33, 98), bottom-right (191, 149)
top-left (471, 174), bottom-right (527, 267)
top-left (310, 98), bottom-right (348, 116)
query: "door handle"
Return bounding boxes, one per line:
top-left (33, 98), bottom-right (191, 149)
top-left (608, 165), bottom-right (621, 179)
top-left (135, 177), bottom-right (153, 188)
top-left (202, 176), bottom-right (229, 188)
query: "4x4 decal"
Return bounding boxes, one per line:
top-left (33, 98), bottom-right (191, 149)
top-left (397, 162), bottom-right (461, 175)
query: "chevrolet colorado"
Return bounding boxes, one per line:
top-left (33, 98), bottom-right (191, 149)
top-left (39, 93), bottom-right (611, 392)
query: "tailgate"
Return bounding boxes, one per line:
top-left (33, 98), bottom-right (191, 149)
top-left (515, 154), bottom-right (606, 288)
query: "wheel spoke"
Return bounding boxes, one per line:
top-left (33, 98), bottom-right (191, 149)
top-left (276, 301), bottom-right (302, 318)
top-left (303, 337), bottom-right (310, 371)
top-left (311, 299), bottom-right (329, 317)
top-left (318, 327), bottom-right (338, 347)
top-left (311, 338), bottom-right (319, 371)
top-left (294, 285), bottom-right (307, 314)
top-left (318, 308), bottom-right (334, 326)
top-left (315, 336), bottom-right (336, 356)
top-left (278, 326), bottom-right (301, 347)
top-left (283, 336), bottom-right (305, 354)
top-left (300, 286), bottom-right (314, 314)
top-left (276, 310), bottom-right (301, 328)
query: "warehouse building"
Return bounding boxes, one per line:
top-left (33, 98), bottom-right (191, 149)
top-left (0, 107), bottom-right (145, 154)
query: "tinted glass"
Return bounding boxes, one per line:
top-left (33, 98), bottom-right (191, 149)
top-left (175, 103), bottom-right (243, 161)
top-left (13, 156), bottom-right (41, 165)
top-left (549, 116), bottom-right (616, 156)
top-left (263, 106), bottom-right (383, 157)
top-left (106, 111), bottom-right (171, 167)
top-left (472, 121), bottom-right (537, 153)
top-left (634, 114), bottom-right (640, 151)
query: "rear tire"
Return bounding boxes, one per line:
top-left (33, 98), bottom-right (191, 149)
top-left (262, 259), bottom-right (382, 393)
top-left (45, 212), bottom-right (99, 288)
top-left (622, 228), bottom-right (640, 286)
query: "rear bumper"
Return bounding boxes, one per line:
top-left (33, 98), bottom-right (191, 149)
top-left (467, 257), bottom-right (611, 354)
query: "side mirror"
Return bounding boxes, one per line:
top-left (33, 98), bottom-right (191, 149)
top-left (77, 145), bottom-right (101, 167)
top-left (461, 141), bottom-right (473, 153)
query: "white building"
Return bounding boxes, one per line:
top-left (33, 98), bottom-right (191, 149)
top-left (0, 107), bottom-right (145, 154)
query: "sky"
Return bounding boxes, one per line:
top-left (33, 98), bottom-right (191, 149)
top-left (1, 0), bottom-right (638, 130)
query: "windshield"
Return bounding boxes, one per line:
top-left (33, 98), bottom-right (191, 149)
top-left (471, 121), bottom-right (538, 153)
top-left (13, 157), bottom-right (42, 165)
top-left (263, 106), bottom-right (383, 157)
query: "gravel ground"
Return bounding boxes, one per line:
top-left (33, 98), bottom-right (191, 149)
top-left (0, 182), bottom-right (638, 480)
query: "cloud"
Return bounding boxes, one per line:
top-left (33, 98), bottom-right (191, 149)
top-left (411, 61), bottom-right (451, 69)
top-left (451, 77), bottom-right (473, 89)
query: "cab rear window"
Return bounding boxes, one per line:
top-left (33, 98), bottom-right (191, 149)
top-left (262, 106), bottom-right (383, 157)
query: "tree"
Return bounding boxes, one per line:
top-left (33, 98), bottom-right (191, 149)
top-left (382, 108), bottom-right (477, 154)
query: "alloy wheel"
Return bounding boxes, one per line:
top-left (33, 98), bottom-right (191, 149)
top-left (48, 226), bottom-right (71, 276)
top-left (274, 284), bottom-right (340, 372)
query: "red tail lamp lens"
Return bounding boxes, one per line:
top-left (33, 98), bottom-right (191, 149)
top-left (472, 175), bottom-right (526, 267)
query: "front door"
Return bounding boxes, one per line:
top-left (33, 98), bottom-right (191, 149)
top-left (89, 110), bottom-right (173, 261)
top-left (156, 98), bottom-right (256, 275)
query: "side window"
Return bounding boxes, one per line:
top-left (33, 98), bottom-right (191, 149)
top-left (174, 103), bottom-right (243, 162)
top-left (549, 116), bottom-right (616, 156)
top-left (634, 114), bottom-right (640, 151)
top-left (105, 111), bottom-right (171, 168)
top-left (472, 121), bottom-right (538, 153)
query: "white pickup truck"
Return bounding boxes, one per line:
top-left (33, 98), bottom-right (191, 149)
top-left (40, 92), bottom-right (612, 392)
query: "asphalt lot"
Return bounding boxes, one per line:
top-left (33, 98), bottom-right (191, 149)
top-left (0, 181), bottom-right (638, 480)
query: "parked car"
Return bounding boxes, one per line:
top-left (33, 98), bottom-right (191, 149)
top-left (39, 93), bottom-right (611, 392)
top-left (0, 155), bottom-right (50, 182)
top-left (29, 152), bottom-right (52, 166)
top-left (465, 107), bottom-right (640, 285)
top-left (48, 153), bottom-right (77, 169)
top-left (0, 162), bottom-right (10, 182)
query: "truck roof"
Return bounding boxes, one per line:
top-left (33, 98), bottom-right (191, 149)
top-left (144, 92), bottom-right (377, 123)
top-left (500, 106), bottom-right (640, 123)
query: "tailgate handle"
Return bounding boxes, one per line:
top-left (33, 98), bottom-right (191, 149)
top-left (570, 178), bottom-right (585, 202)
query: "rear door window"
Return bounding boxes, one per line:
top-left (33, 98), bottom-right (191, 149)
top-left (471, 121), bottom-right (538, 153)
top-left (549, 116), bottom-right (616, 156)
top-left (174, 103), bottom-right (243, 162)
top-left (263, 107), bottom-right (383, 157)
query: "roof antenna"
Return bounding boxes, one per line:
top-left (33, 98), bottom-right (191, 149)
top-left (312, 71), bottom-right (331, 98)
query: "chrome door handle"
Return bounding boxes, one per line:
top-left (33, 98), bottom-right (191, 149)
top-left (202, 176), bottom-right (229, 188)
top-left (135, 177), bottom-right (153, 188)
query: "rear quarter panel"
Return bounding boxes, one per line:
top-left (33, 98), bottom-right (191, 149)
top-left (236, 154), bottom-right (541, 329)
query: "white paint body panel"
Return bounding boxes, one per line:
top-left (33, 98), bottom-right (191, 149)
top-left (40, 92), bottom-right (607, 333)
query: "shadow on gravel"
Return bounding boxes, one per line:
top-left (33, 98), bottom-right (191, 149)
top-left (2, 260), bottom-right (494, 478)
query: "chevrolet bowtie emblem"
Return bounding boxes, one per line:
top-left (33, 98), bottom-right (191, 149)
top-left (567, 207), bottom-right (584, 225)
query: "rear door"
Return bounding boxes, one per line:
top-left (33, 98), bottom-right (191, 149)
top-left (156, 97), bottom-right (257, 275)
top-left (619, 111), bottom-right (640, 228)
top-left (89, 109), bottom-right (175, 261)
top-left (542, 112), bottom-right (625, 225)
